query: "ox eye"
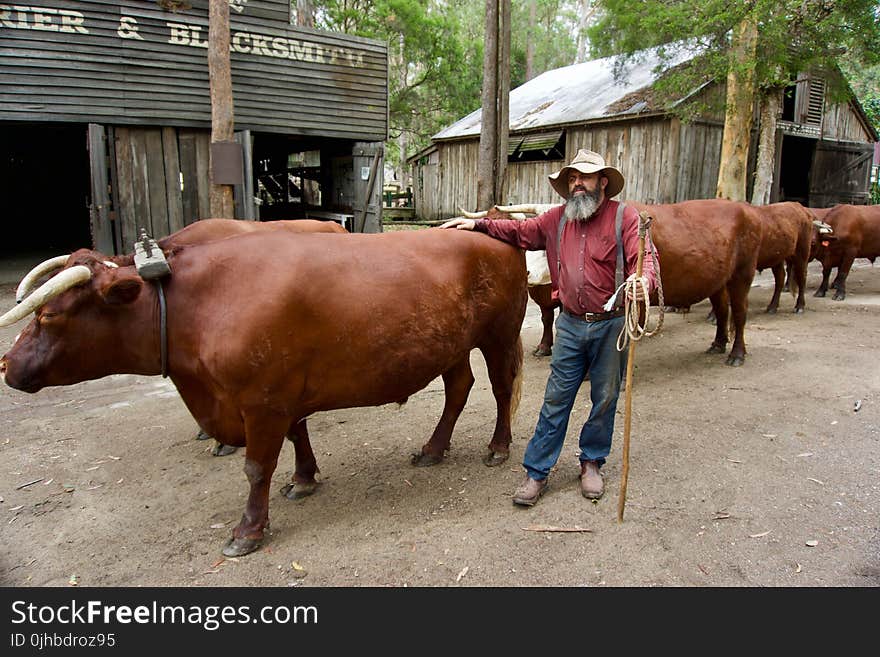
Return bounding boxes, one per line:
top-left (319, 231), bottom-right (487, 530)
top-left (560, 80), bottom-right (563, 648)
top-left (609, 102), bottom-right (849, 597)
top-left (37, 311), bottom-right (58, 323)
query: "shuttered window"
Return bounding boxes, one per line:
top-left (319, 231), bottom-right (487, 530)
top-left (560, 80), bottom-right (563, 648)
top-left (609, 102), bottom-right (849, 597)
top-left (805, 78), bottom-right (825, 126)
top-left (508, 130), bottom-right (566, 162)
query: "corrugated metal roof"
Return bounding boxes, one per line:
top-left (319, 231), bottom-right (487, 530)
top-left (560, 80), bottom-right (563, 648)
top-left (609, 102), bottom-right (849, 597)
top-left (433, 41), bottom-right (703, 141)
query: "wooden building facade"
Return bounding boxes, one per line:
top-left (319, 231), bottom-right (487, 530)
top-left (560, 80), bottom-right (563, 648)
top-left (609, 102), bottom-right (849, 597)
top-left (0, 0), bottom-right (388, 257)
top-left (410, 49), bottom-right (876, 220)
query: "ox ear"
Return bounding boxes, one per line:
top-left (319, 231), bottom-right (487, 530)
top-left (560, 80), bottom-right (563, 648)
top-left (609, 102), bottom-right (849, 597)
top-left (99, 272), bottom-right (144, 305)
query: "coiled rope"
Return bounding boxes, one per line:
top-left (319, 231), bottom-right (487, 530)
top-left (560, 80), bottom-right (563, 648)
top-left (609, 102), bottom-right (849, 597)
top-left (607, 227), bottom-right (665, 352)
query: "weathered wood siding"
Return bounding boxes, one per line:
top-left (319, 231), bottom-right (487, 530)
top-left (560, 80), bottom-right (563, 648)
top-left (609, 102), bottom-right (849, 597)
top-left (112, 125), bottom-right (210, 250)
top-left (417, 115), bottom-right (724, 219)
top-left (822, 101), bottom-right (873, 142)
top-left (0, 0), bottom-right (387, 140)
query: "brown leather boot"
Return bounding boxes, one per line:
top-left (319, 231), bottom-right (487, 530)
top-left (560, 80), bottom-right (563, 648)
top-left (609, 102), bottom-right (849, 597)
top-left (579, 460), bottom-right (604, 499)
top-left (512, 475), bottom-right (548, 506)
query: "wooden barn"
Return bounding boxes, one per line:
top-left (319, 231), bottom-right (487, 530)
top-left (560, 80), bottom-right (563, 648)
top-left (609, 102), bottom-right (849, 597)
top-left (0, 0), bottom-right (388, 261)
top-left (410, 42), bottom-right (877, 220)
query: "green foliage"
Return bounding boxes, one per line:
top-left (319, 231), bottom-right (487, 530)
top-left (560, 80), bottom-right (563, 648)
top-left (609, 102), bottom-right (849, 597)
top-left (300, 1), bottom-right (584, 171)
top-left (588, 0), bottom-right (880, 116)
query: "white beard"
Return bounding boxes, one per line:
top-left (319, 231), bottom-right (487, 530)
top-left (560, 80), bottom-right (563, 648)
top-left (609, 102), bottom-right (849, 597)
top-left (564, 189), bottom-right (601, 223)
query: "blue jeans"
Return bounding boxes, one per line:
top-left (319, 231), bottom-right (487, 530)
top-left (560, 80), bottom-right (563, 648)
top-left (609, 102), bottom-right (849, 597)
top-left (522, 312), bottom-right (626, 481)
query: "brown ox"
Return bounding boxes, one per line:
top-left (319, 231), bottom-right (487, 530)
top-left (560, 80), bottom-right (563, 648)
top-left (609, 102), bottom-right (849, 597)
top-left (810, 204), bottom-right (880, 300)
top-left (631, 199), bottom-right (763, 366)
top-left (750, 202), bottom-right (818, 314)
top-left (14, 218), bottom-right (350, 463)
top-left (0, 229), bottom-right (527, 557)
top-left (485, 199), bottom-right (763, 365)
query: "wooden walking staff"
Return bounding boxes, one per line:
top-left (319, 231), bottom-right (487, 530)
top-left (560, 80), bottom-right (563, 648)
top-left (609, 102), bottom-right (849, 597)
top-left (617, 210), bottom-right (651, 522)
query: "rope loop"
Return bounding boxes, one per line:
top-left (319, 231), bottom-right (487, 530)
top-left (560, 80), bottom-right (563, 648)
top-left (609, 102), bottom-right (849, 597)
top-left (616, 236), bottom-right (664, 352)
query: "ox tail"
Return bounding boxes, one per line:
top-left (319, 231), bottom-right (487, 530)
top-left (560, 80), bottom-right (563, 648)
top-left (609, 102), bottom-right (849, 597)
top-left (509, 335), bottom-right (524, 423)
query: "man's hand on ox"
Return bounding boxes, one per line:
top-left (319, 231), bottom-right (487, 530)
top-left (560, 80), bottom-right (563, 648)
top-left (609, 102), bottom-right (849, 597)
top-left (440, 218), bottom-right (476, 230)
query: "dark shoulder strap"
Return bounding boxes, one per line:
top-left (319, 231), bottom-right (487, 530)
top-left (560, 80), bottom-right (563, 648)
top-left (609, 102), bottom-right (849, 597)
top-left (555, 212), bottom-right (567, 277)
top-left (614, 202), bottom-right (626, 309)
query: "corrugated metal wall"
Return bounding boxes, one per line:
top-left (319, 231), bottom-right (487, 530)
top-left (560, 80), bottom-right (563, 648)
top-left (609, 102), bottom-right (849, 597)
top-left (0, 0), bottom-right (387, 140)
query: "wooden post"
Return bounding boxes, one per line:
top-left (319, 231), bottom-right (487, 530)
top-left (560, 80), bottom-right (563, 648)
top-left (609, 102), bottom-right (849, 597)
top-left (617, 211), bottom-right (649, 522)
top-left (208, 0), bottom-right (235, 219)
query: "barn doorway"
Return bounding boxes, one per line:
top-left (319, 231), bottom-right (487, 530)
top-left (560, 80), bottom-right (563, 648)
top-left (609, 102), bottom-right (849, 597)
top-left (0, 123), bottom-right (92, 265)
top-left (777, 134), bottom-right (816, 205)
top-left (1, 123), bottom-right (92, 254)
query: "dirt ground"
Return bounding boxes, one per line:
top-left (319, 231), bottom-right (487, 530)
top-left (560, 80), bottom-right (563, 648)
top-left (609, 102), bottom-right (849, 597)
top-left (0, 257), bottom-right (878, 588)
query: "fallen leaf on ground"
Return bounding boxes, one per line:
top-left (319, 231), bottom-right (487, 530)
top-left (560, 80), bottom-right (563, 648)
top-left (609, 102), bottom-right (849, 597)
top-left (805, 540), bottom-right (818, 547)
top-left (749, 530), bottom-right (771, 538)
top-left (807, 478), bottom-right (824, 485)
top-left (456, 566), bottom-right (469, 582)
top-left (713, 512), bottom-right (731, 520)
top-left (210, 522), bottom-right (227, 529)
top-left (291, 561), bottom-right (305, 571)
top-left (68, 574), bottom-right (79, 586)
top-left (9, 505), bottom-right (23, 512)
top-left (796, 453), bottom-right (813, 457)
top-left (726, 458), bottom-right (743, 464)
top-left (796, 563), bottom-right (802, 573)
top-left (211, 558), bottom-right (226, 568)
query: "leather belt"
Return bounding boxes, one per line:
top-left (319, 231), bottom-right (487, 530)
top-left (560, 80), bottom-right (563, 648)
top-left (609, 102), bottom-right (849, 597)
top-left (563, 307), bottom-right (624, 322)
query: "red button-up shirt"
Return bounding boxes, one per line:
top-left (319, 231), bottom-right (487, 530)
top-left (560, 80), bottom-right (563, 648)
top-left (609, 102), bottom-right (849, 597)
top-left (475, 199), bottom-right (657, 315)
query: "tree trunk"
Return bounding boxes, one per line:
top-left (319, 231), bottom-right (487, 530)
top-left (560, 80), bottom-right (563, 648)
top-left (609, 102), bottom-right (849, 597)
top-left (716, 13), bottom-right (758, 201)
top-left (208, 0), bottom-right (235, 218)
top-left (751, 87), bottom-right (783, 206)
top-left (525, 0), bottom-right (535, 81)
top-left (477, 0), bottom-right (499, 211)
top-left (575, 0), bottom-right (597, 63)
top-left (495, 0), bottom-right (510, 203)
top-left (296, 0), bottom-right (314, 28)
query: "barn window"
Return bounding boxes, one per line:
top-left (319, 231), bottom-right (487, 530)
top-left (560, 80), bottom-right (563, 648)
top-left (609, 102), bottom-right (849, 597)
top-left (804, 78), bottom-right (825, 126)
top-left (780, 75), bottom-right (825, 126)
top-left (508, 130), bottom-right (565, 162)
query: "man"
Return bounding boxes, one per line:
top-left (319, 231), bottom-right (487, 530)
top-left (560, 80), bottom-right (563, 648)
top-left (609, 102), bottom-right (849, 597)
top-left (441, 149), bottom-right (656, 506)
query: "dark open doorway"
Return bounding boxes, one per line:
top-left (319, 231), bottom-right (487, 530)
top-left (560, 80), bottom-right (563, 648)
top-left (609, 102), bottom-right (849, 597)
top-left (777, 135), bottom-right (816, 205)
top-left (1, 123), bottom-right (93, 258)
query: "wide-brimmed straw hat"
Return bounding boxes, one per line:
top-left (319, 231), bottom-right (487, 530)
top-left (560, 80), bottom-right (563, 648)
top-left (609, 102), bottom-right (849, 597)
top-left (548, 149), bottom-right (625, 199)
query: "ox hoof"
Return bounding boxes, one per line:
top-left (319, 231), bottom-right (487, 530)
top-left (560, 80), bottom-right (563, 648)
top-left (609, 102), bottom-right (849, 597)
top-left (832, 293), bottom-right (846, 301)
top-left (280, 481), bottom-right (319, 500)
top-left (794, 307), bottom-right (805, 315)
top-left (532, 345), bottom-right (552, 357)
top-left (196, 430), bottom-right (212, 441)
top-left (813, 290), bottom-right (826, 298)
top-left (482, 450), bottom-right (509, 467)
top-left (211, 442), bottom-right (238, 457)
top-left (222, 536), bottom-right (262, 557)
top-left (726, 355), bottom-right (745, 367)
top-left (765, 307), bottom-right (778, 314)
top-left (410, 452), bottom-right (443, 467)
top-left (706, 344), bottom-right (726, 355)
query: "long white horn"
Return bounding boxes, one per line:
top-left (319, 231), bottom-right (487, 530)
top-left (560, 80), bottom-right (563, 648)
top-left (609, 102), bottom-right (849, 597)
top-left (459, 207), bottom-right (488, 219)
top-left (15, 255), bottom-right (70, 303)
top-left (812, 220), bottom-right (833, 234)
top-left (0, 266), bottom-right (92, 327)
top-left (495, 203), bottom-right (556, 215)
